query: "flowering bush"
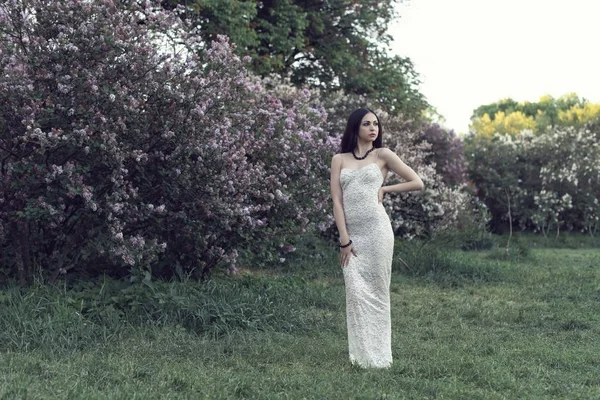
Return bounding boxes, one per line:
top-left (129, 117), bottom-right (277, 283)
top-left (0, 0), bottom-right (335, 282)
top-left (532, 191), bottom-right (573, 237)
top-left (419, 123), bottom-right (466, 186)
top-left (529, 126), bottom-right (600, 236)
top-left (465, 132), bottom-right (537, 232)
top-left (465, 126), bottom-right (600, 236)
top-left (379, 113), bottom-right (470, 239)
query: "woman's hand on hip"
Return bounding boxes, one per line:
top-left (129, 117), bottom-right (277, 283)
top-left (378, 187), bottom-right (386, 204)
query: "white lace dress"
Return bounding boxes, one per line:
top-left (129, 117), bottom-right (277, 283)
top-left (340, 163), bottom-right (394, 368)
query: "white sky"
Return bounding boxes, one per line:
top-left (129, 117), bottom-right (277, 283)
top-left (388, 0), bottom-right (600, 134)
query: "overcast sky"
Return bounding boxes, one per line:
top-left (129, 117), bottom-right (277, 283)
top-left (387, 0), bottom-right (600, 134)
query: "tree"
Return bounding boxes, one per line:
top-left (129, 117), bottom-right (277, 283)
top-left (162, 0), bottom-right (427, 117)
top-left (470, 111), bottom-right (536, 139)
top-left (470, 94), bottom-right (600, 137)
top-left (464, 133), bottom-right (534, 233)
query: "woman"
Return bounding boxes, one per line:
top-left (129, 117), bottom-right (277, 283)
top-left (330, 108), bottom-right (424, 368)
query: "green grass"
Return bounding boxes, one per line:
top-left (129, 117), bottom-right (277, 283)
top-left (1, 245), bottom-right (600, 399)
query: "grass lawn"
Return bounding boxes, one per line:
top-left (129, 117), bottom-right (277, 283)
top-left (1, 245), bottom-right (600, 399)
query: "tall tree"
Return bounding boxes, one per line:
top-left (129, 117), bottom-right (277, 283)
top-left (161, 0), bottom-right (427, 116)
top-left (470, 93), bottom-right (600, 136)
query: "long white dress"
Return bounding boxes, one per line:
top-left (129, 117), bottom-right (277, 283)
top-left (340, 162), bottom-right (394, 368)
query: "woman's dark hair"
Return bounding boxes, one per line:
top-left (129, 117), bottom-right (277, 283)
top-left (340, 108), bottom-right (383, 153)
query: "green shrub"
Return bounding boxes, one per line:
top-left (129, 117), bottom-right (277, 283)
top-left (427, 192), bottom-right (494, 251)
top-left (461, 237), bottom-right (497, 251)
top-left (485, 238), bottom-right (532, 262)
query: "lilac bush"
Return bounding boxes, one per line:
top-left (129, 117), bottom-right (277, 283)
top-left (465, 132), bottom-right (537, 233)
top-left (378, 113), bottom-right (471, 239)
top-left (420, 123), bottom-right (466, 186)
top-left (465, 126), bottom-right (600, 236)
top-left (0, 0), bottom-right (335, 282)
top-left (529, 126), bottom-right (600, 236)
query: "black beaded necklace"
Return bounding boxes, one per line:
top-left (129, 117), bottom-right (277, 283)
top-left (352, 146), bottom-right (375, 160)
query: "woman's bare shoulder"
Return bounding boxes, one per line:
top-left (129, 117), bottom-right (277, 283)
top-left (331, 153), bottom-right (344, 166)
top-left (332, 152), bottom-right (351, 161)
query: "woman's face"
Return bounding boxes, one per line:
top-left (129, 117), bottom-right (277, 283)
top-left (358, 112), bottom-right (379, 142)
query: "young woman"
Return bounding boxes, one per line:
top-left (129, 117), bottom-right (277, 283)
top-left (330, 108), bottom-right (424, 368)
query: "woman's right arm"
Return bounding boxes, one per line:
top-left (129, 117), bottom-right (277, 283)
top-left (330, 154), bottom-right (349, 246)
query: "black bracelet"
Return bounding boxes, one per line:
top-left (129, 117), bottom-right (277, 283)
top-left (339, 240), bottom-right (353, 248)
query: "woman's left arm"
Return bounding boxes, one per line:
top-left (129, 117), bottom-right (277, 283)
top-left (378, 148), bottom-right (424, 202)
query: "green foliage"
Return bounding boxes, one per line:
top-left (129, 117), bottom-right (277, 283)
top-left (472, 97), bottom-right (521, 120)
top-left (178, 0), bottom-right (259, 52)
top-left (464, 133), bottom-right (537, 232)
top-left (164, 0), bottom-right (428, 117)
top-left (471, 93), bottom-right (600, 137)
top-left (426, 191), bottom-right (493, 251)
top-left (486, 238), bottom-right (532, 263)
top-left (452, 197), bottom-right (495, 251)
top-left (460, 236), bottom-right (496, 251)
top-left (465, 125), bottom-right (600, 236)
